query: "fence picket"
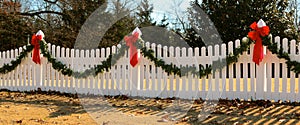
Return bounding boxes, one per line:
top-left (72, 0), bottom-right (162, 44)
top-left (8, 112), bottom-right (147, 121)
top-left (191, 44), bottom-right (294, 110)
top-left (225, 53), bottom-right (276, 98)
top-left (4, 51), bottom-right (9, 90)
top-left (111, 46), bottom-right (118, 96)
top-left (168, 46), bottom-right (175, 97)
top-left (249, 44), bottom-right (255, 100)
top-left (213, 45), bottom-right (220, 100)
top-left (221, 44), bottom-right (227, 99)
top-left (70, 48), bottom-right (75, 93)
top-left (84, 49), bottom-right (90, 94)
top-left (201, 47), bottom-right (206, 99)
top-left (6, 50), bottom-right (12, 90)
top-left (45, 57), bottom-right (51, 91)
top-left (13, 49), bottom-right (19, 91)
top-left (274, 61), bottom-right (280, 101)
top-left (105, 47), bottom-right (111, 95)
top-left (28, 58), bottom-right (34, 90)
top-left (235, 40), bottom-right (241, 99)
top-left (157, 44), bottom-right (163, 97)
top-left (149, 43), bottom-right (156, 97)
top-left (161, 46), bottom-right (169, 98)
top-left (274, 37), bottom-right (281, 101)
top-left (290, 40), bottom-right (296, 101)
top-left (64, 48), bottom-right (70, 93)
top-left (99, 48), bottom-right (105, 95)
top-left (24, 63), bottom-right (28, 91)
top-left (18, 48), bottom-right (23, 91)
top-left (175, 47), bottom-right (181, 98)
top-left (95, 49), bottom-right (100, 95)
top-left (55, 46), bottom-right (62, 92)
top-left (194, 47), bottom-right (200, 98)
top-left (206, 46), bottom-right (213, 100)
top-left (265, 59), bottom-right (272, 101)
top-left (60, 47), bottom-right (66, 92)
top-left (282, 38), bottom-right (289, 100)
top-left (228, 42), bottom-right (234, 99)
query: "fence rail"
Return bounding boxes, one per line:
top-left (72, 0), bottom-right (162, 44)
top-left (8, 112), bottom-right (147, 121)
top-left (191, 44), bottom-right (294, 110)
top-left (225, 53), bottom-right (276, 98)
top-left (0, 36), bottom-right (300, 101)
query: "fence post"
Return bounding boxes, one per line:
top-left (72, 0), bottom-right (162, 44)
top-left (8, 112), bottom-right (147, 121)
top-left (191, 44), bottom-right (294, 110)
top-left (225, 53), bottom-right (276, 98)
top-left (36, 55), bottom-right (43, 90)
top-left (130, 49), bottom-right (140, 97)
top-left (256, 46), bottom-right (267, 100)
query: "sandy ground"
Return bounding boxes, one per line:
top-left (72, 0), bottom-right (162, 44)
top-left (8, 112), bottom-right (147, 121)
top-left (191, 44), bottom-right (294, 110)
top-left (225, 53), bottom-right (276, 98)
top-left (1, 90), bottom-right (300, 125)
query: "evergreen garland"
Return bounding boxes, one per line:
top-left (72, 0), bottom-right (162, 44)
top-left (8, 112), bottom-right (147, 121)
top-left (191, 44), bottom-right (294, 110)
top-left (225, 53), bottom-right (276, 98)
top-left (212, 37), bottom-right (253, 71)
top-left (262, 36), bottom-right (300, 74)
top-left (139, 38), bottom-right (252, 78)
top-left (0, 45), bottom-right (34, 74)
top-left (140, 47), bottom-right (212, 77)
top-left (39, 40), bottom-right (128, 78)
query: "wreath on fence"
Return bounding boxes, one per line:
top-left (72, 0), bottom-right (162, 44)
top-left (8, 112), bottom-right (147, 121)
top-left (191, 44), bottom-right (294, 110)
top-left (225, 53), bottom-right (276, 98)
top-left (0, 20), bottom-right (299, 78)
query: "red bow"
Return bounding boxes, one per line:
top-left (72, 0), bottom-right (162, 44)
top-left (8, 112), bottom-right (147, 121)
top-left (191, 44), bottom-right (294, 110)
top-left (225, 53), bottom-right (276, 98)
top-left (248, 22), bottom-right (270, 65)
top-left (124, 32), bottom-right (140, 67)
top-left (31, 34), bottom-right (43, 64)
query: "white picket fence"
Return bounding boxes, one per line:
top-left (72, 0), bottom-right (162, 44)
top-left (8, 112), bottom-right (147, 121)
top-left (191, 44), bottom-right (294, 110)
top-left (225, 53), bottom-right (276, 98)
top-left (0, 36), bottom-right (300, 101)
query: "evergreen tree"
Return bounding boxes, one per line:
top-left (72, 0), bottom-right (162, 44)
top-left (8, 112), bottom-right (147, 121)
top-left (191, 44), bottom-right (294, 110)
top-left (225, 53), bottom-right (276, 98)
top-left (134, 0), bottom-right (185, 47)
top-left (135, 0), bottom-right (156, 27)
top-left (184, 0), bottom-right (298, 48)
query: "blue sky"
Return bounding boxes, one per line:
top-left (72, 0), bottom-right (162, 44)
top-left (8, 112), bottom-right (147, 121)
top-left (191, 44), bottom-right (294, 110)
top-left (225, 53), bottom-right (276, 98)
top-left (150, 0), bottom-right (190, 18)
top-left (151, 0), bottom-right (190, 13)
top-left (24, 0), bottom-right (192, 22)
top-left (149, 0), bottom-right (191, 27)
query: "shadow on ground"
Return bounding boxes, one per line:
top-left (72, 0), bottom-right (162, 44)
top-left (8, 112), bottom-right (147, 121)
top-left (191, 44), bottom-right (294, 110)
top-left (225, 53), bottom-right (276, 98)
top-left (1, 90), bottom-right (300, 125)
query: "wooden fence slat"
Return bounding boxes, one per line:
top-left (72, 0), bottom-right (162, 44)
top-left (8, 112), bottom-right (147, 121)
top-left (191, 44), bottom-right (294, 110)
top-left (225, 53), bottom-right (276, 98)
top-left (201, 47), bottom-right (206, 99)
top-left (274, 37), bottom-right (281, 101)
top-left (173, 46), bottom-right (180, 98)
top-left (149, 43), bottom-right (156, 97)
top-left (266, 61), bottom-right (272, 101)
top-left (235, 40), bottom-right (241, 99)
top-left (228, 42), bottom-right (234, 100)
top-left (282, 38), bottom-right (288, 100)
top-left (290, 40), bottom-right (296, 101)
top-left (221, 44), bottom-right (227, 99)
top-left (169, 46), bottom-right (175, 97)
top-left (161, 46), bottom-right (169, 98)
top-left (157, 44), bottom-right (163, 97)
top-left (188, 47), bottom-right (194, 99)
top-left (105, 47), bottom-right (111, 95)
top-left (274, 62), bottom-right (280, 101)
top-left (249, 44), bottom-right (255, 99)
top-left (18, 48), bottom-right (23, 91)
top-left (213, 45), bottom-right (220, 100)
top-left (13, 49), bottom-right (19, 91)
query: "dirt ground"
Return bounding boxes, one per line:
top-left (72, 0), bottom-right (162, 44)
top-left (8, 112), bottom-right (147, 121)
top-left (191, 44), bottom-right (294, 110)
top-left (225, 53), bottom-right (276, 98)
top-left (1, 90), bottom-right (300, 125)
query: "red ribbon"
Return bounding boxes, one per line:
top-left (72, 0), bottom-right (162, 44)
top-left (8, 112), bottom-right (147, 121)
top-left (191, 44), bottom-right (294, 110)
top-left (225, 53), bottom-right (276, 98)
top-left (124, 32), bottom-right (140, 67)
top-left (248, 22), bottom-right (270, 65)
top-left (31, 34), bottom-right (42, 64)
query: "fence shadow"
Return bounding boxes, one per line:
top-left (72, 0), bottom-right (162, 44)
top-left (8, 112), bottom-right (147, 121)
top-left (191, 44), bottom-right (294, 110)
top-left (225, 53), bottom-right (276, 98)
top-left (75, 95), bottom-right (300, 125)
top-left (0, 90), bottom-right (86, 118)
top-left (2, 90), bottom-right (300, 125)
top-left (187, 99), bottom-right (300, 125)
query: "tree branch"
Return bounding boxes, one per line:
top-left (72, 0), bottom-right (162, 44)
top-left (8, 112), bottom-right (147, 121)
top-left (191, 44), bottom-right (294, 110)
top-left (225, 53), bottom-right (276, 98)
top-left (43, 0), bottom-right (58, 4)
top-left (20, 11), bottom-right (64, 17)
top-left (36, 15), bottom-right (52, 26)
